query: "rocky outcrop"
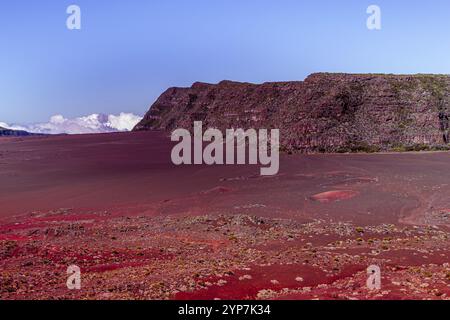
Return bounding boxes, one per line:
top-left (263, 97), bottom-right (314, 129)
top-left (134, 73), bottom-right (450, 153)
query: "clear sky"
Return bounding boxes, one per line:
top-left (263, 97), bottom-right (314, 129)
top-left (2, 0), bottom-right (450, 123)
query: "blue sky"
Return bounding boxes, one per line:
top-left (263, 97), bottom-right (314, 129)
top-left (2, 0), bottom-right (450, 123)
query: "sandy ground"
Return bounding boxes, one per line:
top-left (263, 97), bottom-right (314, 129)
top-left (0, 132), bottom-right (448, 300)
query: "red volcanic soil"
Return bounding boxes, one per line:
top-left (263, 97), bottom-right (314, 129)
top-left (311, 191), bottom-right (359, 203)
top-left (0, 132), bottom-right (449, 300)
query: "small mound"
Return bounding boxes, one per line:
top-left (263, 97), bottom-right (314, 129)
top-left (311, 190), bottom-right (359, 203)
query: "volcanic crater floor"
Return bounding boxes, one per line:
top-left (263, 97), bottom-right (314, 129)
top-left (0, 132), bottom-right (449, 300)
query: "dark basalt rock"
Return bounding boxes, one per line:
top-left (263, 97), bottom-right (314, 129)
top-left (0, 126), bottom-right (42, 137)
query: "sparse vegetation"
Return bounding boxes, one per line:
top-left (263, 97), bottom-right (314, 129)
top-left (390, 144), bottom-right (450, 153)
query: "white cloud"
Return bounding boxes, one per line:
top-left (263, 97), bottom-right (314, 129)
top-left (1, 113), bottom-right (143, 135)
top-left (107, 113), bottom-right (143, 131)
top-left (50, 115), bottom-right (66, 124)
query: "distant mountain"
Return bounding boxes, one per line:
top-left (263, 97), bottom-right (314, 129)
top-left (0, 113), bottom-right (143, 135)
top-left (0, 126), bottom-right (43, 137)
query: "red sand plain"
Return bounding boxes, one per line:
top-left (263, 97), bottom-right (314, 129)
top-left (0, 132), bottom-right (449, 300)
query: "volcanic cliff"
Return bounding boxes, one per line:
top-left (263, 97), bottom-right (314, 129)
top-left (134, 73), bottom-right (450, 153)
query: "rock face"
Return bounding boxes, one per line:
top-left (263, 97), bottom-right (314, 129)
top-left (0, 126), bottom-right (42, 137)
top-left (134, 73), bottom-right (450, 152)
